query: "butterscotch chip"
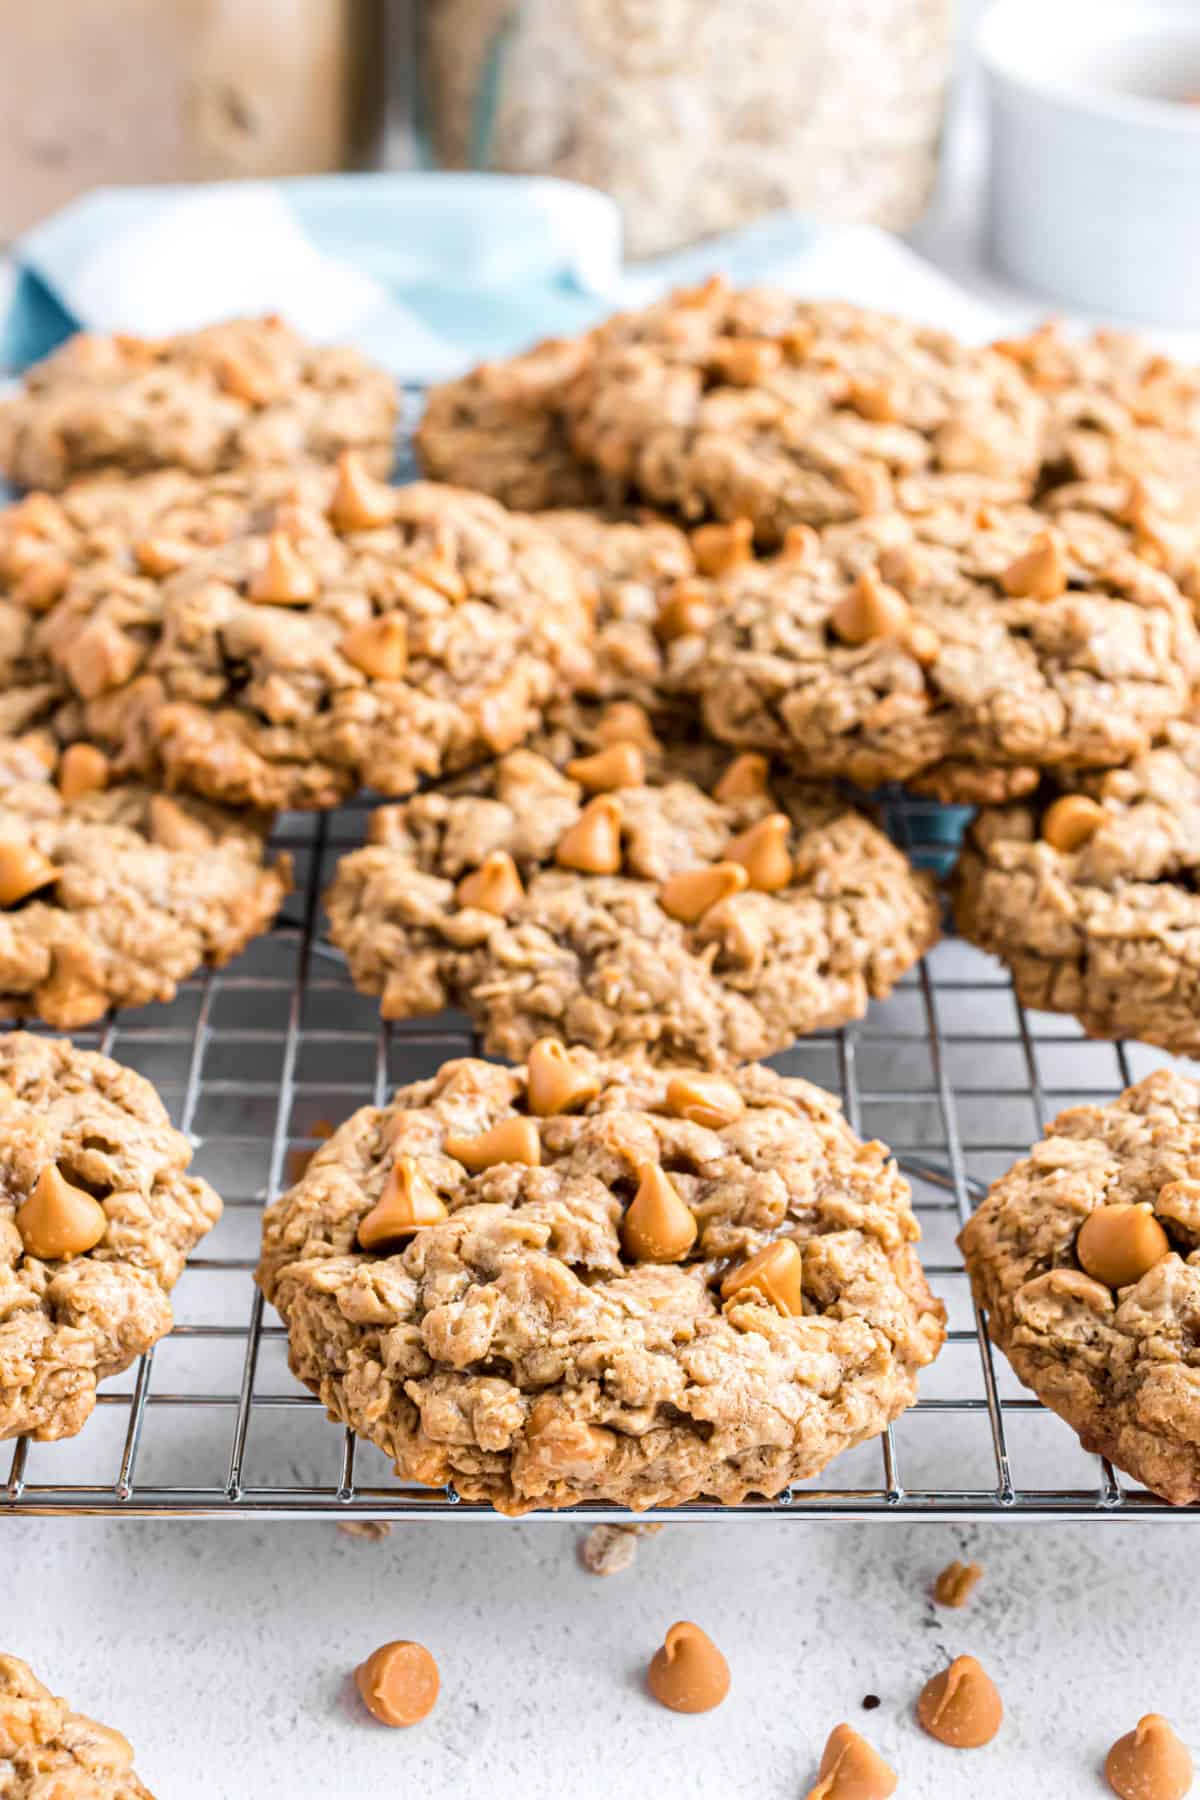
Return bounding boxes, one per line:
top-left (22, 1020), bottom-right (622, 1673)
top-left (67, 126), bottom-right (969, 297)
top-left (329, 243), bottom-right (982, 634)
top-left (722, 1238), bottom-right (804, 1316)
top-left (354, 1641), bottom-right (440, 1728)
top-left (1076, 1203), bottom-right (1169, 1290)
top-left (330, 450), bottom-right (398, 531)
top-left (830, 569), bottom-right (910, 645)
top-left (456, 851), bottom-right (525, 917)
top-left (2, 1033), bottom-right (222, 1441)
top-left (566, 742), bottom-right (646, 792)
top-left (258, 1051), bottom-right (945, 1514)
top-left (1042, 793), bottom-right (1106, 853)
top-left (846, 380), bottom-right (898, 424)
top-left (659, 860), bottom-right (749, 924)
top-left (805, 1722), bottom-right (897, 1800)
top-left (134, 534), bottom-right (196, 576)
top-left (905, 621), bottom-right (941, 667)
top-left (1106, 1714), bottom-right (1193, 1800)
top-left (526, 1038), bottom-right (600, 1117)
top-left (713, 753), bottom-right (771, 804)
top-left (594, 701), bottom-right (661, 752)
top-left (248, 530), bottom-right (317, 604)
top-left (342, 615), bottom-right (408, 681)
top-left (556, 795), bottom-right (623, 874)
top-left (357, 1158), bottom-right (448, 1250)
top-left (16, 1165), bottom-right (108, 1261)
top-left (664, 1074), bottom-right (745, 1130)
top-left (708, 339), bottom-right (782, 388)
top-left (326, 721), bottom-right (940, 1067)
top-left (691, 518), bottom-right (754, 576)
top-left (933, 1559), bottom-right (983, 1608)
top-left (621, 1162), bottom-right (698, 1263)
top-left (0, 840), bottom-right (59, 907)
top-left (916, 1655), bottom-right (1002, 1748)
top-left (444, 1116), bottom-right (542, 1171)
top-left (646, 1622), bottom-right (730, 1714)
top-left (14, 554), bottom-right (70, 611)
top-left (656, 580), bottom-right (715, 643)
top-left (0, 1654), bottom-right (151, 1793)
top-left (0, 316), bottom-right (397, 491)
top-left (1001, 529), bottom-right (1067, 599)
top-left (726, 813), bottom-right (793, 892)
top-left (57, 743), bottom-right (109, 803)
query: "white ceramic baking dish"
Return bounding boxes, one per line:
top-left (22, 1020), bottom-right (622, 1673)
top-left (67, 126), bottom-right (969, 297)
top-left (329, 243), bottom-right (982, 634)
top-left (979, 0), bottom-right (1200, 324)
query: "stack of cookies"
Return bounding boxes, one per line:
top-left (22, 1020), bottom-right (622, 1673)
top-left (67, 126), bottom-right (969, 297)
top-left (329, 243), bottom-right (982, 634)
top-left (5, 288), bottom-right (1200, 1516)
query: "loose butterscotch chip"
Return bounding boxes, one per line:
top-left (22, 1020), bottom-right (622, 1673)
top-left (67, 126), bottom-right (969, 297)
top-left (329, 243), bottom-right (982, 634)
top-left (355, 1641), bottom-right (440, 1728)
top-left (646, 1622), bottom-right (730, 1714)
top-left (660, 860), bottom-right (749, 924)
top-left (567, 742), bottom-right (646, 792)
top-left (134, 535), bottom-right (196, 577)
top-left (713, 753), bottom-right (772, 804)
top-left (934, 1560), bottom-right (983, 1609)
top-left (691, 518), bottom-right (754, 576)
top-left (455, 851), bottom-right (525, 917)
top-left (330, 450), bottom-right (397, 532)
top-left (621, 1163), bottom-right (697, 1263)
top-left (526, 1039), bottom-right (600, 1116)
top-left (721, 1238), bottom-right (804, 1316)
top-left (1042, 794), bottom-right (1106, 853)
top-left (16, 1165), bottom-right (107, 1261)
top-left (342, 614), bottom-right (408, 680)
top-left (595, 702), bottom-right (660, 752)
top-left (1000, 530), bottom-right (1068, 600)
top-left (0, 841), bottom-right (59, 907)
top-left (358, 1158), bottom-right (448, 1250)
top-left (726, 813), bottom-right (793, 892)
top-left (555, 796), bottom-right (623, 874)
top-left (805, 1722), bottom-right (898, 1800)
top-left (1077, 1203), bottom-right (1170, 1289)
top-left (57, 744), bottom-right (110, 803)
top-left (1106, 1714), bottom-right (1193, 1800)
top-left (444, 1116), bottom-right (542, 1171)
top-left (664, 1073), bottom-right (745, 1130)
top-left (657, 580), bottom-right (715, 643)
top-left (248, 531), bottom-right (317, 604)
top-left (831, 569), bottom-right (910, 645)
top-left (915, 1655), bottom-right (1002, 1748)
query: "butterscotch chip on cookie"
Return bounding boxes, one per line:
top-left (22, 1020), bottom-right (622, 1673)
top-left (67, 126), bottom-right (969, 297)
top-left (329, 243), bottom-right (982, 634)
top-left (955, 723), bottom-right (1200, 1058)
top-left (959, 1070), bottom-right (1200, 1505)
top-left (698, 495), bottom-right (1200, 799)
top-left (561, 287), bottom-right (1045, 541)
top-left (0, 1032), bottom-right (222, 1444)
top-left (0, 316), bottom-right (397, 491)
top-left (36, 480), bottom-right (594, 812)
top-left (0, 736), bottom-right (289, 1028)
top-left (257, 1051), bottom-right (945, 1513)
top-left (416, 336), bottom-right (603, 511)
top-left (324, 711), bottom-right (939, 1066)
top-left (0, 1653), bottom-right (155, 1797)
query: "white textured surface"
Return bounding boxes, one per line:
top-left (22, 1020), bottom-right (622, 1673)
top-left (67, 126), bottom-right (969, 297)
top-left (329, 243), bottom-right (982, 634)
top-left (7, 1512), bottom-right (1196, 1797)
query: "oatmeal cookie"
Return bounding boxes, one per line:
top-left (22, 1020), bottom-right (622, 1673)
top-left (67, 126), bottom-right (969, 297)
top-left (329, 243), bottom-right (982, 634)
top-left (0, 1032), bottom-right (222, 1443)
top-left (33, 476), bottom-right (595, 812)
top-left (0, 737), bottom-right (289, 1029)
top-left (698, 495), bottom-right (1200, 801)
top-left (954, 722), bottom-right (1200, 1058)
top-left (0, 1654), bottom-right (154, 1798)
top-left (258, 1050), bottom-right (945, 1513)
top-left (959, 1070), bottom-right (1200, 1504)
top-left (0, 316), bottom-right (397, 491)
top-left (416, 336), bottom-right (603, 511)
top-left (325, 704), bottom-right (940, 1066)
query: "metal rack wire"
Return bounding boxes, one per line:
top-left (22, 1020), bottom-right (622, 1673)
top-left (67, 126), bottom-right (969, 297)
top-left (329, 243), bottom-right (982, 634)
top-left (4, 785), bottom-right (1193, 1523)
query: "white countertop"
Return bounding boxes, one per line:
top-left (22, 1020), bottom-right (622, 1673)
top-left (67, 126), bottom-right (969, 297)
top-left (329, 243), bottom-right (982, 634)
top-left (9, 54), bottom-right (1200, 1800)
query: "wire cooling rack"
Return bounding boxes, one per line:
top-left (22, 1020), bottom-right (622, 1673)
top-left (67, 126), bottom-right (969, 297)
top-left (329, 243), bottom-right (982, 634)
top-left (4, 786), bottom-right (1196, 1523)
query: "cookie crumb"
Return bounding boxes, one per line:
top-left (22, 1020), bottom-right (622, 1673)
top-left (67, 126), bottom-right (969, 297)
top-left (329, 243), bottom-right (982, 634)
top-left (581, 1521), bottom-right (663, 1575)
top-left (338, 1519), bottom-right (393, 1542)
top-left (933, 1558), bottom-right (983, 1608)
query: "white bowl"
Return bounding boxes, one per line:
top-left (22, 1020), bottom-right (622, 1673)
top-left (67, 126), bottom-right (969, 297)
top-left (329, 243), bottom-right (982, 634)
top-left (979, 0), bottom-right (1200, 324)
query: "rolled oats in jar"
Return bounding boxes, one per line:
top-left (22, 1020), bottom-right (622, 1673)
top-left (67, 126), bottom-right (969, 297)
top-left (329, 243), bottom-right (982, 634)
top-left (420, 0), bottom-right (955, 258)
